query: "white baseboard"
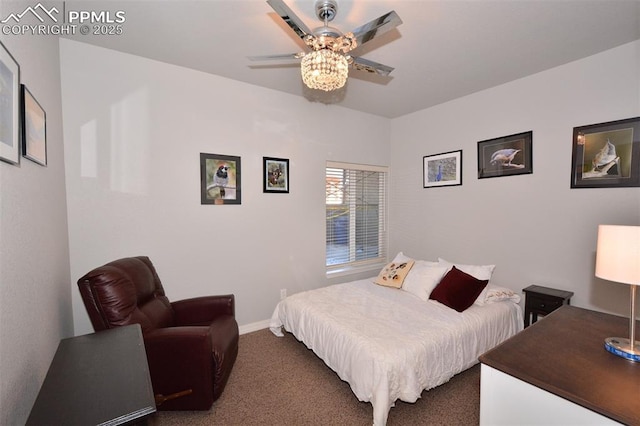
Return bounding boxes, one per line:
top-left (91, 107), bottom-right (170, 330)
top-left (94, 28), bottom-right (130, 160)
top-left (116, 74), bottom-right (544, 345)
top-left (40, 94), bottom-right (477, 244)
top-left (239, 319), bottom-right (271, 335)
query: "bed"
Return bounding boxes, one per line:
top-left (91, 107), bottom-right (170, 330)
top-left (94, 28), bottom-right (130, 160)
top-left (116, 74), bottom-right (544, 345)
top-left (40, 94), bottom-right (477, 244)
top-left (269, 257), bottom-right (523, 426)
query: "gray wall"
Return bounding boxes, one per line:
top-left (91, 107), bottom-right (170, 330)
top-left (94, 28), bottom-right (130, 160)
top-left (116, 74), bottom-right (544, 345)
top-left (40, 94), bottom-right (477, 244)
top-left (0, 3), bottom-right (73, 423)
top-left (59, 39), bottom-right (391, 336)
top-left (0, 19), bottom-right (637, 426)
top-left (389, 40), bottom-right (640, 317)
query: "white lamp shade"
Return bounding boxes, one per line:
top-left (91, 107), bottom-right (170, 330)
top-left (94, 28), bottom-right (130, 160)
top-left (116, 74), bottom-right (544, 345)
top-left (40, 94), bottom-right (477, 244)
top-left (595, 225), bottom-right (640, 285)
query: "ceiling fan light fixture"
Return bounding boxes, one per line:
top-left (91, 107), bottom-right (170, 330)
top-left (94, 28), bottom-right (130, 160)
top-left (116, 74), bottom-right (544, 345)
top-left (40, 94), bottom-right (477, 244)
top-left (301, 49), bottom-right (348, 91)
top-left (255, 0), bottom-right (401, 92)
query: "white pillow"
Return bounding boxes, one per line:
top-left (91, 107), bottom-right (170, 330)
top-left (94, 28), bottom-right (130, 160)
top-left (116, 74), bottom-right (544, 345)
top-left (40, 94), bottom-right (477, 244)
top-left (393, 252), bottom-right (438, 266)
top-left (484, 284), bottom-right (520, 304)
top-left (437, 258), bottom-right (495, 280)
top-left (402, 263), bottom-right (450, 302)
top-left (392, 252), bottom-right (414, 263)
top-left (438, 258), bottom-right (496, 305)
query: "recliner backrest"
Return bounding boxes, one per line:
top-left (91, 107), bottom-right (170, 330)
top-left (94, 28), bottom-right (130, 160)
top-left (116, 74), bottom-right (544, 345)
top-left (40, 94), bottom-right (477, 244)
top-left (78, 256), bottom-right (174, 333)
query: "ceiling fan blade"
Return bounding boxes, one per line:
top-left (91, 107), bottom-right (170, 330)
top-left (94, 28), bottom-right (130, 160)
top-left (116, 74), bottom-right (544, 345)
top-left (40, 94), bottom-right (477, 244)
top-left (248, 53), bottom-right (304, 61)
top-left (266, 0), bottom-right (312, 39)
top-left (350, 11), bottom-right (402, 47)
top-left (351, 56), bottom-right (394, 77)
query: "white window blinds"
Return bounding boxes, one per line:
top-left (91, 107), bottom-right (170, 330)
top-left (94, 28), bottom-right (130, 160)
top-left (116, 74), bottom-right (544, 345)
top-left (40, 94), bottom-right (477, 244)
top-left (326, 162), bottom-right (388, 269)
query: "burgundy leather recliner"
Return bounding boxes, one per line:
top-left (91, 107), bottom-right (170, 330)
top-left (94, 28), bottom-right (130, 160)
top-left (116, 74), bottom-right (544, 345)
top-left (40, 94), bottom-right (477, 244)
top-left (77, 256), bottom-right (239, 411)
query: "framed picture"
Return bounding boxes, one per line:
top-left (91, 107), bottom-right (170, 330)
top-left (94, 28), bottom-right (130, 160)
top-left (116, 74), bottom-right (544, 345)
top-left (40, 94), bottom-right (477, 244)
top-left (478, 131), bottom-right (533, 179)
top-left (0, 41), bottom-right (20, 164)
top-left (570, 117), bottom-right (640, 188)
top-left (21, 85), bottom-right (47, 166)
top-left (263, 157), bottom-right (289, 193)
top-left (200, 153), bottom-right (241, 205)
top-left (423, 150), bottom-right (462, 188)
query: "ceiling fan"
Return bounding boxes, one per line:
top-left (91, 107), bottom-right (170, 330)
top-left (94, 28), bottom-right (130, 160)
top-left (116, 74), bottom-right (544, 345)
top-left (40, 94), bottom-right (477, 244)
top-left (249, 0), bottom-right (402, 91)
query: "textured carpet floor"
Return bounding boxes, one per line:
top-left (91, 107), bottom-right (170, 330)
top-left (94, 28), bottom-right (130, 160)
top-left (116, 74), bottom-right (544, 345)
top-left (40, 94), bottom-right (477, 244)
top-left (150, 328), bottom-right (480, 425)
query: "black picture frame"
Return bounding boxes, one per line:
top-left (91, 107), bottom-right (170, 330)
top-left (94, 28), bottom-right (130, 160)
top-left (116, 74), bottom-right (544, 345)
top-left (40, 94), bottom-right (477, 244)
top-left (21, 85), bottom-right (47, 166)
top-left (478, 131), bottom-right (533, 179)
top-left (423, 150), bottom-right (462, 188)
top-left (0, 41), bottom-right (20, 164)
top-left (263, 157), bottom-right (289, 193)
top-left (200, 153), bottom-right (241, 205)
top-left (570, 117), bottom-right (640, 188)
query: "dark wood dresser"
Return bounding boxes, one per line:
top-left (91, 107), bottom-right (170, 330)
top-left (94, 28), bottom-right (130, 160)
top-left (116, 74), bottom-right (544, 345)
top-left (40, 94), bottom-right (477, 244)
top-left (479, 306), bottom-right (640, 425)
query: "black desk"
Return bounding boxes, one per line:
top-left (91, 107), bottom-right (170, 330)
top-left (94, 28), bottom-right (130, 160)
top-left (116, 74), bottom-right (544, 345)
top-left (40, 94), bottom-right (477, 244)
top-left (27, 324), bottom-right (156, 426)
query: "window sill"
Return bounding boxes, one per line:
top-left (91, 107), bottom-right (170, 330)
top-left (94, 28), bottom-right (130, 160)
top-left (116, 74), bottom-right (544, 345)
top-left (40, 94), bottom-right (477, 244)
top-left (326, 262), bottom-right (385, 279)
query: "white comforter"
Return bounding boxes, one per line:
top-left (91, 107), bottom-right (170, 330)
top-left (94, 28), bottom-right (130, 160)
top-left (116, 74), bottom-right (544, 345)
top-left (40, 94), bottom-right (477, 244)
top-left (269, 278), bottom-right (523, 426)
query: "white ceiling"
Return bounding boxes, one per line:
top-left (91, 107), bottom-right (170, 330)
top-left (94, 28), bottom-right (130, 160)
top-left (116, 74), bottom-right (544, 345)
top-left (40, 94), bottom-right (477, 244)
top-left (64, 0), bottom-right (640, 118)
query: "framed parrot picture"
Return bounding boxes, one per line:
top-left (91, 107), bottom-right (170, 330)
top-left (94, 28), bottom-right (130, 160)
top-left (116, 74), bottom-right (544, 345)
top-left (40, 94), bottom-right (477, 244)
top-left (477, 131), bottom-right (533, 179)
top-left (200, 153), bottom-right (241, 205)
top-left (570, 117), bottom-right (640, 188)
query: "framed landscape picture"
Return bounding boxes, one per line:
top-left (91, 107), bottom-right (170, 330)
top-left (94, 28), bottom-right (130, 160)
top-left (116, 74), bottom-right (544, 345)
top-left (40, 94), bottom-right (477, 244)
top-left (570, 117), bottom-right (640, 188)
top-left (0, 41), bottom-right (20, 164)
top-left (423, 150), bottom-right (462, 188)
top-left (478, 131), bottom-right (533, 179)
top-left (21, 85), bottom-right (47, 166)
top-left (263, 157), bottom-right (289, 193)
top-left (200, 153), bottom-right (241, 205)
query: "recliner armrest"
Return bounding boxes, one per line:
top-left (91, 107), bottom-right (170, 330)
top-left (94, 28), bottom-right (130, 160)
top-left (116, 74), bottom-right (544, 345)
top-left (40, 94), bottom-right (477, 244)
top-left (143, 326), bottom-right (213, 371)
top-left (171, 294), bottom-right (235, 326)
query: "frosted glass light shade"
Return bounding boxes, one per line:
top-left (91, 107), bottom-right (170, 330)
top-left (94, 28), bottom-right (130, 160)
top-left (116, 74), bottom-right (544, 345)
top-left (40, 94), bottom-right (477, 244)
top-left (595, 225), bottom-right (640, 286)
top-left (595, 224), bottom-right (640, 362)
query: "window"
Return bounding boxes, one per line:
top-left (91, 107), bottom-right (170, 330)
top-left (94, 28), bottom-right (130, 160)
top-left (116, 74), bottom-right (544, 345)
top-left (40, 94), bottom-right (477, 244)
top-left (326, 162), bottom-right (388, 272)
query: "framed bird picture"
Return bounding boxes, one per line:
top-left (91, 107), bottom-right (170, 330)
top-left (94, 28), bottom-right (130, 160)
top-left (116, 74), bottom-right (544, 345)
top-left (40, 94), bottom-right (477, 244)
top-left (21, 85), bottom-right (47, 166)
top-left (0, 41), bottom-right (20, 165)
top-left (200, 153), bottom-right (241, 205)
top-left (263, 157), bottom-right (289, 193)
top-left (570, 117), bottom-right (640, 188)
top-left (477, 131), bottom-right (533, 179)
top-left (423, 150), bottom-right (462, 188)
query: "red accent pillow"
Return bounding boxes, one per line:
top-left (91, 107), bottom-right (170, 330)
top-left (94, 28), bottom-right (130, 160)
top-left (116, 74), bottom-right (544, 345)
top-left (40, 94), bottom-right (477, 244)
top-left (429, 266), bottom-right (489, 312)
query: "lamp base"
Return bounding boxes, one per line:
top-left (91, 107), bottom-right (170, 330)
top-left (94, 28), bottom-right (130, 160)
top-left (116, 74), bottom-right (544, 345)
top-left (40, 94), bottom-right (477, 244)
top-left (604, 337), bottom-right (640, 362)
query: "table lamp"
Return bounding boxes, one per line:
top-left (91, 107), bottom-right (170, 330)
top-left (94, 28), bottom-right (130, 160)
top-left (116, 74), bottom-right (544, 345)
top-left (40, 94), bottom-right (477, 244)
top-left (595, 224), bottom-right (640, 362)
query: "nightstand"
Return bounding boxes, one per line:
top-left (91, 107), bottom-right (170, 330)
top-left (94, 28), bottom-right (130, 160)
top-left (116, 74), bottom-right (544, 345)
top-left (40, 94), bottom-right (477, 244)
top-left (523, 285), bottom-right (574, 327)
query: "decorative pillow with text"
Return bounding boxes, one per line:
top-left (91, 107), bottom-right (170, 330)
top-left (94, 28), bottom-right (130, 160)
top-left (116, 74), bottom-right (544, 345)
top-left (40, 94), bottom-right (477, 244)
top-left (374, 260), bottom-right (415, 289)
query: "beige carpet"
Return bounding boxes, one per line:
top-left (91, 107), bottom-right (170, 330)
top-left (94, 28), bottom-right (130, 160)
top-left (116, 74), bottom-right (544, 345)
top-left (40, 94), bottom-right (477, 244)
top-left (150, 328), bottom-right (480, 425)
